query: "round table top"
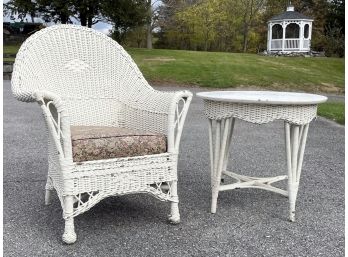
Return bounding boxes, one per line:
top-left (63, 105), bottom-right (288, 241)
top-left (196, 91), bottom-right (328, 105)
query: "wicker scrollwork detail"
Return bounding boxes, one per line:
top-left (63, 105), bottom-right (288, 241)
top-left (173, 96), bottom-right (191, 150)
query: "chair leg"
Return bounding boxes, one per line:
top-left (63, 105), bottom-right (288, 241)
top-left (211, 188), bottom-right (219, 214)
top-left (168, 180), bottom-right (180, 224)
top-left (62, 195), bottom-right (77, 244)
top-left (44, 177), bottom-right (53, 205)
top-left (45, 189), bottom-right (53, 205)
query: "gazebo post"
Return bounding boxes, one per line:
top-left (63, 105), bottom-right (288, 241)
top-left (282, 21), bottom-right (286, 52)
top-left (299, 21), bottom-right (304, 51)
top-left (267, 23), bottom-right (272, 52)
top-left (309, 23), bottom-right (312, 48)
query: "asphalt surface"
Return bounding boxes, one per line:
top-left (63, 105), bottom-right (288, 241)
top-left (3, 80), bottom-right (344, 257)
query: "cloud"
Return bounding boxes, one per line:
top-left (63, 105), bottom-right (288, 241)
top-left (92, 22), bottom-right (113, 35)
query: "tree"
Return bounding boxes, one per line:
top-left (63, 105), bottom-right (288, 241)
top-left (102, 0), bottom-right (148, 43)
top-left (37, 0), bottom-right (102, 27)
top-left (156, 0), bottom-right (266, 52)
top-left (177, 0), bottom-right (232, 51)
top-left (239, 0), bottom-right (265, 52)
top-left (4, 0), bottom-right (148, 35)
top-left (123, 25), bottom-right (147, 48)
top-left (36, 0), bottom-right (74, 24)
top-left (5, 0), bottom-right (79, 25)
top-left (4, 0), bottom-right (37, 23)
top-left (156, 0), bottom-right (193, 50)
top-left (326, 0), bottom-right (344, 31)
top-left (146, 0), bottom-right (152, 49)
top-left (72, 0), bottom-right (102, 28)
top-left (325, 0), bottom-right (344, 56)
top-left (145, 0), bottom-right (163, 49)
top-left (4, 0), bottom-right (149, 45)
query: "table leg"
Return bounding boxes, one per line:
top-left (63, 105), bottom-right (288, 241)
top-left (209, 118), bottom-right (234, 213)
top-left (284, 122), bottom-right (309, 221)
top-left (222, 118), bottom-right (236, 172)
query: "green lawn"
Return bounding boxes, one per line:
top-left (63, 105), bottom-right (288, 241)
top-left (3, 58), bottom-right (14, 62)
top-left (4, 45), bottom-right (20, 56)
top-left (4, 44), bottom-right (345, 124)
top-left (4, 45), bottom-right (344, 93)
top-left (318, 102), bottom-right (345, 125)
top-left (127, 48), bottom-right (344, 93)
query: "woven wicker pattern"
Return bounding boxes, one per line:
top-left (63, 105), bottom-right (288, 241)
top-left (203, 100), bottom-right (317, 125)
top-left (11, 24), bottom-right (192, 244)
top-left (200, 91), bottom-right (325, 222)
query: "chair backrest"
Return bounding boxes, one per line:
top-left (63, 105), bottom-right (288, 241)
top-left (12, 25), bottom-right (153, 126)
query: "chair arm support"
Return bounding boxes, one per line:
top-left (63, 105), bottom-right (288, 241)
top-left (167, 91), bottom-right (193, 153)
top-left (33, 91), bottom-right (73, 161)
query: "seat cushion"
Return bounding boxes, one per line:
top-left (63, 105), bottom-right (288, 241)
top-left (71, 126), bottom-right (167, 162)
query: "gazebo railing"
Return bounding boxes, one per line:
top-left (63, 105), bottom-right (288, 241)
top-left (271, 39), bottom-right (282, 50)
top-left (270, 38), bottom-right (310, 51)
top-left (303, 39), bottom-right (310, 49)
top-left (285, 39), bottom-right (299, 49)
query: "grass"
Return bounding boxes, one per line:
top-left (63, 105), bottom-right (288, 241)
top-left (4, 45), bottom-right (344, 93)
top-left (3, 45), bottom-right (18, 62)
top-left (127, 48), bottom-right (344, 94)
top-left (4, 44), bottom-right (345, 124)
top-left (318, 102), bottom-right (345, 125)
top-left (4, 45), bottom-right (20, 56)
top-left (3, 58), bottom-right (15, 62)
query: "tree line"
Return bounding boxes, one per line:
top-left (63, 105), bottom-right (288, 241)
top-left (4, 0), bottom-right (152, 45)
top-left (4, 0), bottom-right (344, 56)
top-left (152, 0), bottom-right (344, 56)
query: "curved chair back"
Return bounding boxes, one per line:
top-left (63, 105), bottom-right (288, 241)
top-left (12, 25), bottom-right (152, 126)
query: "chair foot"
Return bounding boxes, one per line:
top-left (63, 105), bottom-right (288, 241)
top-left (168, 202), bottom-right (180, 224)
top-left (62, 218), bottom-right (77, 244)
top-left (288, 187), bottom-right (298, 222)
top-left (45, 189), bottom-right (53, 205)
top-left (62, 231), bottom-right (77, 244)
top-left (211, 190), bottom-right (219, 213)
top-left (168, 215), bottom-right (180, 224)
top-left (62, 196), bottom-right (76, 244)
top-left (289, 206), bottom-right (296, 222)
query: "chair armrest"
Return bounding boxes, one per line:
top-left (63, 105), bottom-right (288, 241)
top-left (122, 89), bottom-right (193, 153)
top-left (34, 91), bottom-right (73, 161)
top-left (167, 90), bottom-right (193, 152)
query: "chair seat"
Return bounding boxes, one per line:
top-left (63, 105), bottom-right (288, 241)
top-left (71, 126), bottom-right (167, 162)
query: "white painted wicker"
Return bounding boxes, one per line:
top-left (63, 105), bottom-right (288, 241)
top-left (197, 91), bottom-right (327, 222)
top-left (203, 100), bottom-right (318, 125)
top-left (11, 24), bottom-right (192, 244)
top-left (198, 91), bottom-right (327, 125)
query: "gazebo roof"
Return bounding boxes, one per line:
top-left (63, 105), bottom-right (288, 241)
top-left (269, 7), bottom-right (313, 21)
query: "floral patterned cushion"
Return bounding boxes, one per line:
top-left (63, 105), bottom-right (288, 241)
top-left (71, 126), bottom-right (167, 162)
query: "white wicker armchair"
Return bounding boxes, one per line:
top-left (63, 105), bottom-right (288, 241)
top-left (11, 25), bottom-right (192, 244)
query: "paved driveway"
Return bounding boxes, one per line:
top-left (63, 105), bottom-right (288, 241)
top-left (3, 80), bottom-right (344, 257)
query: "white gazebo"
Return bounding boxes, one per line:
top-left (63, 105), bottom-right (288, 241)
top-left (267, 5), bottom-right (313, 53)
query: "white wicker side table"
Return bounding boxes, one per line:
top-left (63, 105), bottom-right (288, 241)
top-left (196, 91), bottom-right (327, 221)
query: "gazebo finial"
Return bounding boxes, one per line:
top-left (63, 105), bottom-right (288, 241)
top-left (287, 1), bottom-right (294, 11)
